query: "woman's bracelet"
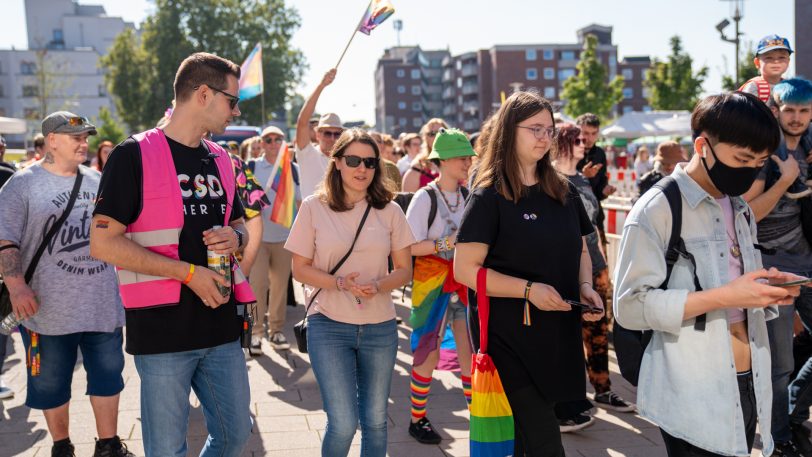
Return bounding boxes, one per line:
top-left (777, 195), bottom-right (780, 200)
top-left (580, 281), bottom-right (593, 289)
top-left (182, 264), bottom-right (195, 285)
top-left (336, 276), bottom-right (346, 291)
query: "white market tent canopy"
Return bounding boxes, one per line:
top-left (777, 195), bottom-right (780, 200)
top-left (601, 111), bottom-right (692, 139)
top-left (0, 116), bottom-right (28, 134)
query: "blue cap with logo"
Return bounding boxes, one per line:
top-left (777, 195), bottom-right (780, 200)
top-left (756, 34), bottom-right (793, 56)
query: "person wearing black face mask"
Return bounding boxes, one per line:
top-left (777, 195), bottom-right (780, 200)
top-left (614, 92), bottom-right (803, 457)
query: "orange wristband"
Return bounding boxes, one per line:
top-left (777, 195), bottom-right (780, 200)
top-left (183, 264), bottom-right (195, 285)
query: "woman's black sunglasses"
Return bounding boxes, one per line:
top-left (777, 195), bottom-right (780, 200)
top-left (342, 155), bottom-right (378, 169)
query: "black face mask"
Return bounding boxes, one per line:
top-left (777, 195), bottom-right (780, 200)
top-left (701, 138), bottom-right (760, 197)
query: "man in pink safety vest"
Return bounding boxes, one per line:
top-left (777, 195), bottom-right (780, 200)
top-left (90, 52), bottom-right (253, 457)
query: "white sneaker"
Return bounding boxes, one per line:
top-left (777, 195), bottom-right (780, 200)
top-left (0, 379), bottom-right (13, 400)
top-left (269, 332), bottom-right (290, 350)
top-left (248, 336), bottom-right (263, 356)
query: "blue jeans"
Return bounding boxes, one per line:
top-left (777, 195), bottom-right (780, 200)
top-left (134, 339), bottom-right (252, 457)
top-left (768, 280), bottom-right (812, 443)
top-left (307, 314), bottom-right (398, 457)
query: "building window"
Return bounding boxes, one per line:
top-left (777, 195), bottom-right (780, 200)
top-left (561, 51), bottom-right (576, 61)
top-left (399, 118), bottom-right (408, 127)
top-left (558, 69), bottom-right (576, 81)
top-left (412, 102), bottom-right (422, 112)
top-left (643, 105), bottom-right (653, 113)
top-left (526, 68), bottom-right (538, 80)
top-left (623, 105), bottom-right (634, 114)
top-left (397, 85), bottom-right (406, 94)
top-left (543, 49), bottom-right (554, 60)
top-left (98, 85), bottom-right (106, 97)
top-left (20, 62), bottom-right (36, 75)
top-left (396, 69), bottom-right (405, 78)
top-left (413, 117), bottom-right (422, 127)
top-left (53, 29), bottom-right (63, 42)
top-left (623, 88), bottom-right (634, 99)
top-left (642, 69), bottom-right (650, 80)
top-left (411, 69), bottom-right (421, 79)
top-left (398, 101), bottom-right (407, 110)
top-left (411, 85), bottom-right (421, 95)
top-left (543, 68), bottom-right (555, 80)
top-left (22, 85), bottom-right (39, 97)
top-left (643, 87), bottom-right (651, 99)
top-left (622, 69), bottom-right (633, 80)
top-left (526, 49), bottom-right (537, 61)
top-left (544, 87), bottom-right (556, 99)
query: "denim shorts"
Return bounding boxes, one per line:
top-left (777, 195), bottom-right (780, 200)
top-left (446, 295), bottom-right (467, 322)
top-left (20, 327), bottom-right (125, 410)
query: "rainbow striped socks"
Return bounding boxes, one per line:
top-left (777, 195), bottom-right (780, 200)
top-left (410, 370), bottom-right (432, 420)
top-left (461, 374), bottom-right (472, 407)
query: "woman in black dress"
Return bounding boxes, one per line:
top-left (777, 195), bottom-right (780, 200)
top-left (454, 91), bottom-right (604, 457)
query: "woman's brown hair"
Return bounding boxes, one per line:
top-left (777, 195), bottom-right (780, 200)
top-left (553, 123), bottom-right (581, 162)
top-left (473, 91), bottom-right (568, 204)
top-left (95, 140), bottom-right (115, 171)
top-left (317, 128), bottom-right (394, 212)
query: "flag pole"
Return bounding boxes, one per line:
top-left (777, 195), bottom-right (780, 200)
top-left (336, 0), bottom-right (372, 68)
top-left (260, 90), bottom-right (265, 126)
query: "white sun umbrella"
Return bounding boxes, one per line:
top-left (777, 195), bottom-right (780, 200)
top-left (0, 117), bottom-right (28, 134)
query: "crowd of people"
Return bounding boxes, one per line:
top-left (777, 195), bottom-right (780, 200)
top-left (0, 32), bottom-right (810, 457)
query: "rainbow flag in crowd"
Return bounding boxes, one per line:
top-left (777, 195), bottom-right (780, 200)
top-left (238, 43), bottom-right (263, 101)
top-left (268, 143), bottom-right (297, 228)
top-left (358, 0), bottom-right (395, 35)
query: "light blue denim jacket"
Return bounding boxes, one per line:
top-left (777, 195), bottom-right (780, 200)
top-left (613, 166), bottom-right (778, 457)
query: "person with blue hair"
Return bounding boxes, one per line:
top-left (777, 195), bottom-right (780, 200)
top-left (744, 76), bottom-right (812, 457)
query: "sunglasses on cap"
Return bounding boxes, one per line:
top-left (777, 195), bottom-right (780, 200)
top-left (263, 136), bottom-right (284, 144)
top-left (195, 85), bottom-right (240, 110)
top-left (59, 116), bottom-right (89, 128)
top-left (342, 155), bottom-right (378, 169)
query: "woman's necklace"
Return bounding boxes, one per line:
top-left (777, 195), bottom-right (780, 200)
top-left (435, 181), bottom-right (461, 211)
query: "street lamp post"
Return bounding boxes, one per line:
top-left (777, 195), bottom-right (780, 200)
top-left (717, 0), bottom-right (744, 87)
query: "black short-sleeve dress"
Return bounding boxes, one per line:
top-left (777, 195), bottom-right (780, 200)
top-left (458, 183), bottom-right (594, 401)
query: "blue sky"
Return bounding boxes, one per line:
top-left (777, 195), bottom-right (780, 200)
top-left (0, 0), bottom-right (796, 124)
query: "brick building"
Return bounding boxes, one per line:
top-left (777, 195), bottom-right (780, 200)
top-left (375, 24), bottom-right (652, 135)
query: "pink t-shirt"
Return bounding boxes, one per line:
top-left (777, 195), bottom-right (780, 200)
top-left (718, 196), bottom-right (745, 324)
top-left (285, 195), bottom-right (416, 324)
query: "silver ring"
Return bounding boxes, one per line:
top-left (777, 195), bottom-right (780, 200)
top-left (203, 299), bottom-right (208, 303)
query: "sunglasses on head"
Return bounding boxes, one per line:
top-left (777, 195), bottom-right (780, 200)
top-left (195, 85), bottom-right (240, 109)
top-left (321, 130), bottom-right (343, 139)
top-left (342, 155), bottom-right (378, 169)
top-left (59, 116), bottom-right (88, 128)
top-left (263, 136), bottom-right (284, 144)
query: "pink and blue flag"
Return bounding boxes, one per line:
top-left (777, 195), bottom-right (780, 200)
top-left (268, 143), bottom-right (298, 229)
top-left (238, 43), bottom-right (263, 101)
top-left (358, 0), bottom-right (395, 35)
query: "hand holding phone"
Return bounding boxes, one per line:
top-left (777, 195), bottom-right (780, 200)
top-left (565, 299), bottom-right (603, 314)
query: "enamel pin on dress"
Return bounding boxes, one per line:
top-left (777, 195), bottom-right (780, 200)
top-left (523, 213), bottom-right (538, 221)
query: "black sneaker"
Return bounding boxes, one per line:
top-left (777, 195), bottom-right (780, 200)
top-left (51, 441), bottom-right (76, 457)
top-left (559, 412), bottom-right (595, 433)
top-left (409, 417), bottom-right (442, 444)
top-left (93, 436), bottom-right (135, 457)
top-left (593, 391), bottom-right (636, 412)
top-left (791, 423), bottom-right (812, 457)
top-left (775, 440), bottom-right (805, 457)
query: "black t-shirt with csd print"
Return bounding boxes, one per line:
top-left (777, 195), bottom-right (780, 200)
top-left (94, 135), bottom-right (245, 355)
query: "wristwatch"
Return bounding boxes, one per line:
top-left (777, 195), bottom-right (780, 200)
top-left (233, 228), bottom-right (244, 247)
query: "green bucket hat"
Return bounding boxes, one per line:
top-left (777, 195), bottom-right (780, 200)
top-left (428, 128), bottom-right (476, 160)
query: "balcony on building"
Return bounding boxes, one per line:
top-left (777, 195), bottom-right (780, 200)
top-left (462, 84), bottom-right (478, 95)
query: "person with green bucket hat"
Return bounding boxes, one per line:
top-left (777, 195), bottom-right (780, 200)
top-left (404, 128), bottom-right (476, 444)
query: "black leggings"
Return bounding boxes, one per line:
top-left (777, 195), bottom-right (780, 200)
top-left (660, 371), bottom-right (757, 457)
top-left (506, 385), bottom-right (566, 457)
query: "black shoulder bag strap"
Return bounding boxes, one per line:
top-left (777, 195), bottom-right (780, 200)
top-left (426, 186), bottom-right (438, 228)
top-left (303, 203), bottom-right (373, 313)
top-left (23, 170), bottom-right (84, 283)
top-left (655, 177), bottom-right (706, 331)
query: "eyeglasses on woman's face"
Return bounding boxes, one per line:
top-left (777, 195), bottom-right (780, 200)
top-left (517, 125), bottom-right (556, 140)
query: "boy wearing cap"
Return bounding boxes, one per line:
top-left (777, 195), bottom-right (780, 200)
top-left (740, 35), bottom-right (793, 103)
top-left (295, 68), bottom-right (344, 199)
top-left (0, 111), bottom-right (131, 457)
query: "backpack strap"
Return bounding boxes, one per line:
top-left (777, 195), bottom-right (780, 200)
top-left (426, 187), bottom-right (438, 229)
top-left (654, 177), bottom-right (706, 331)
top-left (461, 186), bottom-right (470, 200)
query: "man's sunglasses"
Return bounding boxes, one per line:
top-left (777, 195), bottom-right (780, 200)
top-left (342, 155), bottom-right (378, 169)
top-left (321, 130), bottom-right (344, 139)
top-left (196, 85), bottom-right (240, 109)
top-left (263, 136), bottom-right (284, 144)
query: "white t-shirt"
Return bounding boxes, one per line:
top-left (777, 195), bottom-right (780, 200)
top-left (295, 143), bottom-right (330, 199)
top-left (397, 155), bottom-right (414, 176)
top-left (405, 183), bottom-right (466, 243)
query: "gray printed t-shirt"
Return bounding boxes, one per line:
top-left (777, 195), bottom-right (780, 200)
top-left (0, 163), bottom-right (124, 335)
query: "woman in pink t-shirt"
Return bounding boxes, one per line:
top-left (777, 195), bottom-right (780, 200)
top-left (286, 129), bottom-right (415, 457)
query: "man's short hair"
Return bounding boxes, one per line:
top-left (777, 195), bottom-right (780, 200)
top-left (33, 133), bottom-right (45, 149)
top-left (772, 78), bottom-right (812, 108)
top-left (174, 52), bottom-right (241, 103)
top-left (575, 113), bottom-right (600, 128)
top-left (692, 92), bottom-right (780, 154)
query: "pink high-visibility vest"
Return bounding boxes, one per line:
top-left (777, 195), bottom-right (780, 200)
top-left (116, 128), bottom-right (256, 309)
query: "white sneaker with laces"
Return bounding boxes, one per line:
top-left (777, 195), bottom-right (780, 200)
top-left (0, 378), bottom-right (13, 400)
top-left (269, 332), bottom-right (290, 350)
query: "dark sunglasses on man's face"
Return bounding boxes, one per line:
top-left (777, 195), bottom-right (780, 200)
top-left (342, 155), bottom-right (378, 169)
top-left (263, 136), bottom-right (284, 144)
top-left (195, 85), bottom-right (240, 110)
top-left (321, 130), bottom-right (343, 139)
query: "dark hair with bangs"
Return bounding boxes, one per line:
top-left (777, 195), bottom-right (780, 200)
top-left (473, 90), bottom-right (569, 204)
top-left (691, 92), bottom-right (780, 154)
top-left (553, 123), bottom-right (581, 161)
top-left (317, 128), bottom-right (394, 212)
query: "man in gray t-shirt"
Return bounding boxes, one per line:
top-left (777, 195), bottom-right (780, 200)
top-left (0, 111), bottom-right (131, 457)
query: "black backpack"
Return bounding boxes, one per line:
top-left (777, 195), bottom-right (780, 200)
top-left (613, 177), bottom-right (707, 386)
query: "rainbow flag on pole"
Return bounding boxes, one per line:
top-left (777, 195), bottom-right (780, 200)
top-left (268, 143), bottom-right (298, 228)
top-left (358, 0), bottom-right (395, 35)
top-left (238, 43), bottom-right (263, 101)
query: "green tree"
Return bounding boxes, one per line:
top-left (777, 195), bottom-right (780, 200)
top-left (101, 0), bottom-right (306, 130)
top-left (645, 36), bottom-right (709, 110)
top-left (561, 34), bottom-right (625, 120)
top-left (721, 46), bottom-right (759, 91)
top-left (99, 28), bottom-right (153, 131)
top-left (88, 106), bottom-right (127, 152)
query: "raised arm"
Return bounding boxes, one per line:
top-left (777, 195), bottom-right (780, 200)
top-left (296, 69), bottom-right (337, 150)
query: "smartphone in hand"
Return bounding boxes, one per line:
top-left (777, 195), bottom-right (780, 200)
top-left (564, 299), bottom-right (603, 314)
